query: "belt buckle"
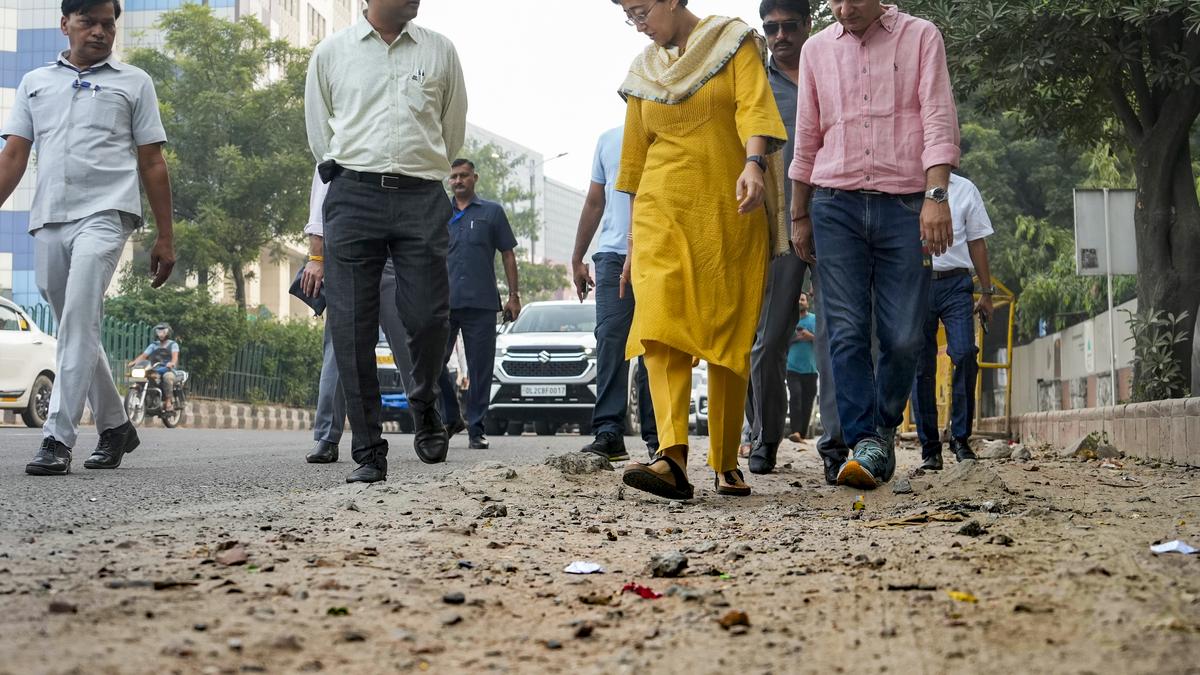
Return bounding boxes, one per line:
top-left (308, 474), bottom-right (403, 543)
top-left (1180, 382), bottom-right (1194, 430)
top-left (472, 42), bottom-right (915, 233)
top-left (380, 174), bottom-right (402, 190)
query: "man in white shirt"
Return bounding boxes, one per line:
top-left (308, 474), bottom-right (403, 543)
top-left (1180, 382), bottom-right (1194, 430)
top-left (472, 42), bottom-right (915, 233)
top-left (910, 173), bottom-right (995, 470)
top-left (304, 0), bottom-right (467, 483)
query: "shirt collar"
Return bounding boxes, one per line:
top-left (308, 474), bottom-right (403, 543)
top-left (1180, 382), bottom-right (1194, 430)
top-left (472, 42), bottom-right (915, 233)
top-left (55, 50), bottom-right (122, 72)
top-left (767, 57), bottom-right (798, 86)
top-left (355, 13), bottom-right (421, 44)
top-left (453, 195), bottom-right (484, 212)
top-left (833, 4), bottom-right (899, 39)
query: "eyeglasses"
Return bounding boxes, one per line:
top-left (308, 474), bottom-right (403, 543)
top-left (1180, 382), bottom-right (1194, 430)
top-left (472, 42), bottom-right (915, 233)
top-left (624, 1), bottom-right (661, 26)
top-left (763, 20), bottom-right (802, 36)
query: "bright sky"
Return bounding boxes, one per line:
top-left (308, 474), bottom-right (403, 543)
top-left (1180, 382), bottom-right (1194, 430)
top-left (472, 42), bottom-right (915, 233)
top-left (415, 0), bottom-right (774, 190)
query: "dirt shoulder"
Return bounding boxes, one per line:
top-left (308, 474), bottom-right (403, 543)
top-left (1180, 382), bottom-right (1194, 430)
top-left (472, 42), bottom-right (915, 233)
top-left (1, 439), bottom-right (1198, 674)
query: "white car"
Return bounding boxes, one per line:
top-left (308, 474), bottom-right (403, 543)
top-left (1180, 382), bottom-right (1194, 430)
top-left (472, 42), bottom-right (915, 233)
top-left (690, 361), bottom-right (709, 436)
top-left (0, 298), bottom-right (57, 427)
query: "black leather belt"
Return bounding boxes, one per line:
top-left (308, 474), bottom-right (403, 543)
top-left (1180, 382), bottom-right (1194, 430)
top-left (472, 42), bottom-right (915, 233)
top-left (332, 166), bottom-right (433, 190)
top-left (932, 267), bottom-right (971, 280)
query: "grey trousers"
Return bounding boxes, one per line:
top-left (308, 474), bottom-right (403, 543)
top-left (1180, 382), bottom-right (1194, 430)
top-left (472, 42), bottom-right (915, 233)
top-left (812, 269), bottom-right (848, 460)
top-left (746, 252), bottom-right (809, 446)
top-left (33, 210), bottom-right (131, 448)
top-left (322, 174), bottom-right (451, 467)
top-left (313, 260), bottom-right (416, 445)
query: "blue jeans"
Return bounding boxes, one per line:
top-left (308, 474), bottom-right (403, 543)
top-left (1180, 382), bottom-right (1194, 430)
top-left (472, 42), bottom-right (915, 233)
top-left (810, 187), bottom-right (930, 449)
top-left (910, 273), bottom-right (978, 454)
top-left (592, 252), bottom-right (658, 448)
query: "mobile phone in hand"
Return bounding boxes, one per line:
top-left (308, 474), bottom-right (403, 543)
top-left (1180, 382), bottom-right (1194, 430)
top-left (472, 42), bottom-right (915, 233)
top-left (503, 309), bottom-right (514, 323)
top-left (978, 311), bottom-right (989, 335)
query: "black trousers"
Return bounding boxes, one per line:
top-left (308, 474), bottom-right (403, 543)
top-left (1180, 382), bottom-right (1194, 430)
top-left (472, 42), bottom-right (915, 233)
top-left (322, 174), bottom-right (451, 468)
top-left (786, 371), bottom-right (818, 438)
top-left (745, 252), bottom-right (810, 445)
top-left (439, 307), bottom-right (498, 438)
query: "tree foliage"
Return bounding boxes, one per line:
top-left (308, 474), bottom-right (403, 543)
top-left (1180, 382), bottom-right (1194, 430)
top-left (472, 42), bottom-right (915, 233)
top-left (906, 0), bottom-right (1200, 391)
top-left (127, 4), bottom-right (312, 311)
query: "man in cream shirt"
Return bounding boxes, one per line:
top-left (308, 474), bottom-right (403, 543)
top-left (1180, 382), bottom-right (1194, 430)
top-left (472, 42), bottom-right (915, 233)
top-left (305, 0), bottom-right (467, 483)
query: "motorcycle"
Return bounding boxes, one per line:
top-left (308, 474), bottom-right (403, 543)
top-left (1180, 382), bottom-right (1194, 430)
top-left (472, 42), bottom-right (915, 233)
top-left (124, 362), bottom-right (188, 428)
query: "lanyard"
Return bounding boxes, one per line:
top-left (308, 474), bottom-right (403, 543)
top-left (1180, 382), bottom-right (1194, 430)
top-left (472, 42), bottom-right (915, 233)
top-left (449, 210), bottom-right (466, 225)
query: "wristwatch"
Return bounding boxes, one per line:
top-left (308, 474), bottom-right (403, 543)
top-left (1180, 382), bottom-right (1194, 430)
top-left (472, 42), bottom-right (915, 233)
top-left (746, 155), bottom-right (767, 173)
top-left (925, 186), bottom-right (949, 203)
top-left (979, 285), bottom-right (996, 295)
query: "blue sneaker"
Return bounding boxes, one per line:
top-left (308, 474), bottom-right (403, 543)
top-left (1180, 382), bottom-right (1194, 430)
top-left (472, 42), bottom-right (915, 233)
top-left (837, 437), bottom-right (889, 489)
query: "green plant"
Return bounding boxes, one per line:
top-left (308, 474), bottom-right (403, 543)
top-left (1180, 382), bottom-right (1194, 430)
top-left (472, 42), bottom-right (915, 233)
top-left (1124, 308), bottom-right (1192, 402)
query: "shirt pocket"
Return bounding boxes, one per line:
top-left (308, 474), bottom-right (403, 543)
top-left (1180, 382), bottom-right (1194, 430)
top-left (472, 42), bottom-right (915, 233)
top-left (28, 91), bottom-right (57, 138)
top-left (82, 89), bottom-right (129, 134)
top-left (467, 218), bottom-right (491, 245)
top-left (403, 74), bottom-right (442, 118)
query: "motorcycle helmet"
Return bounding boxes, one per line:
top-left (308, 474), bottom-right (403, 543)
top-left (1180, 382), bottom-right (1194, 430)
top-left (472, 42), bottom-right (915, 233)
top-left (154, 322), bottom-right (172, 338)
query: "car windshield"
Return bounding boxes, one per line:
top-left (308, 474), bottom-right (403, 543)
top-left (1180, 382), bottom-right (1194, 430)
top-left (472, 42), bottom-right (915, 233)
top-left (509, 305), bottom-right (596, 334)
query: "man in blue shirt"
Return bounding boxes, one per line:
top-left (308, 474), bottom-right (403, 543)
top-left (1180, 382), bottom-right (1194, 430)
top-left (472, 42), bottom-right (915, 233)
top-left (570, 126), bottom-right (658, 462)
top-left (786, 293), bottom-right (818, 441)
top-left (439, 159), bottom-right (520, 450)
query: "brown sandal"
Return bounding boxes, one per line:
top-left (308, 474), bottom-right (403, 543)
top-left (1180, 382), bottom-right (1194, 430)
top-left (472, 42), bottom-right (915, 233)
top-left (714, 468), bottom-right (751, 496)
top-left (622, 455), bottom-right (694, 501)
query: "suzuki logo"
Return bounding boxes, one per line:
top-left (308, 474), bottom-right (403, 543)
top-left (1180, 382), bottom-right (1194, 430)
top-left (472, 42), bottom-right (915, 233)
top-left (538, 350), bottom-right (551, 363)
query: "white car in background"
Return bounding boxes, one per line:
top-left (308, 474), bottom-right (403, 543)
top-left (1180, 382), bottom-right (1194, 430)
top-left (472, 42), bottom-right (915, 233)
top-left (0, 298), bottom-right (56, 427)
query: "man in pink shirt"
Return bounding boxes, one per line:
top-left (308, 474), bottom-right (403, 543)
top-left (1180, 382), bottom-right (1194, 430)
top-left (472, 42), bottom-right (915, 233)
top-left (788, 0), bottom-right (960, 489)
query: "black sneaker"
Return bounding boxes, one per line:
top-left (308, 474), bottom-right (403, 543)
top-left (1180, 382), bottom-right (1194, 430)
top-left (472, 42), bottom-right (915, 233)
top-left (26, 437), bottom-right (72, 476)
top-left (582, 431), bottom-right (628, 462)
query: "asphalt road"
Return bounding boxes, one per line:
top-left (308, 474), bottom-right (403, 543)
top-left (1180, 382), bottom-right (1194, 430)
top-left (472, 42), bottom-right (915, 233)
top-left (0, 425), bottom-right (606, 536)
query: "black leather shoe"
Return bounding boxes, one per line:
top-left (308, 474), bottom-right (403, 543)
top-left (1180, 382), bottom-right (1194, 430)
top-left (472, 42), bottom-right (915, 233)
top-left (921, 452), bottom-right (944, 471)
top-left (951, 438), bottom-right (977, 462)
top-left (346, 462), bottom-right (386, 483)
top-left (446, 417), bottom-right (467, 439)
top-left (413, 407), bottom-right (448, 464)
top-left (84, 421), bottom-right (139, 470)
top-left (469, 435), bottom-right (490, 450)
top-left (748, 440), bottom-right (779, 475)
top-left (582, 431), bottom-right (628, 462)
top-left (820, 451), bottom-right (847, 485)
top-left (26, 437), bottom-right (72, 476)
top-left (306, 440), bottom-right (339, 464)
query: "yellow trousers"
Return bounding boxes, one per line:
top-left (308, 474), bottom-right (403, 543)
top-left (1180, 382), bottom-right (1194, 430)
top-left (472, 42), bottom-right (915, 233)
top-left (642, 341), bottom-right (746, 473)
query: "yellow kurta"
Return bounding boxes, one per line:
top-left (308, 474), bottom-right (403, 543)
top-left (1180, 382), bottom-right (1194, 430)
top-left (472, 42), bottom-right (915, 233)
top-left (618, 39), bottom-right (787, 380)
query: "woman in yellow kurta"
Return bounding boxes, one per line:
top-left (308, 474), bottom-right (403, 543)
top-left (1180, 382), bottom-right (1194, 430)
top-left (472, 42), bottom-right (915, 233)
top-left (612, 0), bottom-right (788, 500)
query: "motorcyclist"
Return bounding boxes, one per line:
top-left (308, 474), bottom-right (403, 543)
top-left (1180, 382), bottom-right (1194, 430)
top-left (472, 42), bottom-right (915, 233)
top-left (128, 323), bottom-right (180, 411)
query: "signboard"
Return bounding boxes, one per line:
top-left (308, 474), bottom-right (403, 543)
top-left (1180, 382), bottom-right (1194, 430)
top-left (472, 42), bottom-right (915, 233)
top-left (1073, 189), bottom-right (1138, 276)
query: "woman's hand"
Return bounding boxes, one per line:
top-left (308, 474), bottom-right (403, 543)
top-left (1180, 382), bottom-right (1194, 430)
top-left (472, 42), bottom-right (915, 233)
top-left (736, 162), bottom-right (766, 215)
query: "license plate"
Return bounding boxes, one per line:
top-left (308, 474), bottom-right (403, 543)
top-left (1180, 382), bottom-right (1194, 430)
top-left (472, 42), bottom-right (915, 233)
top-left (521, 384), bottom-right (566, 397)
top-left (376, 353), bottom-right (394, 366)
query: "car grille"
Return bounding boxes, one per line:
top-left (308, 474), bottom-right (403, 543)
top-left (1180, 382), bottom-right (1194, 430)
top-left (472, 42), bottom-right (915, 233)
top-left (492, 384), bottom-right (597, 405)
top-left (503, 360), bottom-right (588, 378)
top-left (376, 369), bottom-right (404, 392)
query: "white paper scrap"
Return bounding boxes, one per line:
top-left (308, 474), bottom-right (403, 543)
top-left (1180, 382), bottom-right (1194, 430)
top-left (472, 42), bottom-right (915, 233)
top-left (563, 561), bottom-right (605, 574)
top-left (1150, 540), bottom-right (1198, 555)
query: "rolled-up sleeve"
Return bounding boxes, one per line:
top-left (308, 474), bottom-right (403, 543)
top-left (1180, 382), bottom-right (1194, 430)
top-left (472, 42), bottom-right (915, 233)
top-left (917, 25), bottom-right (960, 171)
top-left (788, 43), bottom-right (821, 184)
top-left (304, 46), bottom-right (333, 163)
top-left (303, 167), bottom-right (327, 237)
top-left (441, 43), bottom-right (468, 162)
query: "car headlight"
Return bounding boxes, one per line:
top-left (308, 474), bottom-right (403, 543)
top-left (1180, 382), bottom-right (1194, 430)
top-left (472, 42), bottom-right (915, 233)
top-left (495, 346), bottom-right (507, 357)
top-left (131, 368), bottom-right (146, 378)
top-left (584, 347), bottom-right (595, 357)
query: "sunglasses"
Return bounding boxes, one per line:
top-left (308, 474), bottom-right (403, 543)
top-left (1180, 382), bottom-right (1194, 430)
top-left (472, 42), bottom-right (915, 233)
top-left (763, 20), bottom-right (803, 36)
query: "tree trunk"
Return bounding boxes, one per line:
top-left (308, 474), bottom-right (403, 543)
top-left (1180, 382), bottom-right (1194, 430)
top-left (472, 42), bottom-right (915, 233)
top-left (231, 265), bottom-right (248, 314)
top-left (1132, 118), bottom-right (1200, 395)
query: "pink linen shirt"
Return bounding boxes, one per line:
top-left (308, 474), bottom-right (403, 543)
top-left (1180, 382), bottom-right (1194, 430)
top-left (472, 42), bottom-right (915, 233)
top-left (788, 5), bottom-right (960, 195)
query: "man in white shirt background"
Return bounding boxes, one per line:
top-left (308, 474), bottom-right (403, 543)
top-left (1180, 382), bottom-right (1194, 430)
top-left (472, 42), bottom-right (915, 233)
top-left (910, 173), bottom-right (995, 471)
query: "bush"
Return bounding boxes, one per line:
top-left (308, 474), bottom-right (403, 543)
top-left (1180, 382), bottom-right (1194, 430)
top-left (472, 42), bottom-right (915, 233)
top-left (105, 269), bottom-right (245, 381)
top-left (245, 318), bottom-right (323, 407)
top-left (1124, 307), bottom-right (1192, 402)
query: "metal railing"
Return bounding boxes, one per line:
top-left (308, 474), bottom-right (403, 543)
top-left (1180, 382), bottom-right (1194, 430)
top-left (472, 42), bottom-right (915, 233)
top-left (22, 304), bottom-right (297, 405)
top-left (23, 304), bottom-right (154, 390)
